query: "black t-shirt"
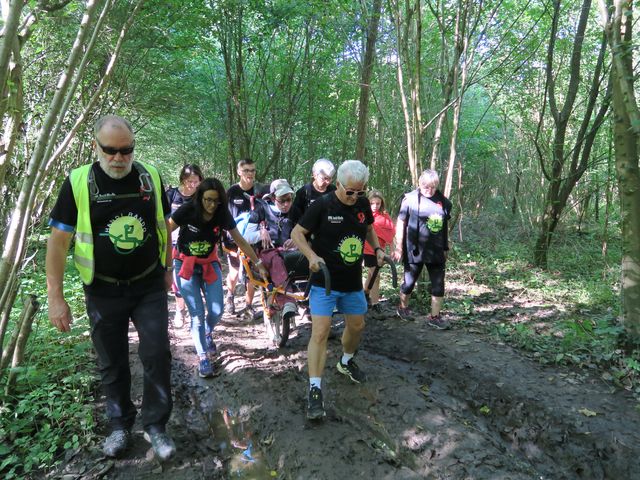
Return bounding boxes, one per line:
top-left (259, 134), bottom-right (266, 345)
top-left (299, 192), bottom-right (373, 292)
top-left (290, 182), bottom-right (336, 225)
top-left (172, 201), bottom-right (236, 258)
top-left (49, 162), bottom-right (170, 295)
top-left (397, 189), bottom-right (452, 264)
top-left (225, 183), bottom-right (256, 247)
top-left (166, 187), bottom-right (193, 246)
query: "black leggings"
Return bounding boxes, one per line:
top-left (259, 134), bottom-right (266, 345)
top-left (400, 262), bottom-right (445, 297)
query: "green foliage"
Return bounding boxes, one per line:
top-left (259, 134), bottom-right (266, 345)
top-left (444, 216), bottom-right (640, 398)
top-left (0, 252), bottom-right (97, 479)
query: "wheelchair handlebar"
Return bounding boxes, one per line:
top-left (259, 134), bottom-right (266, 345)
top-left (366, 254), bottom-right (398, 291)
top-left (304, 261), bottom-right (332, 297)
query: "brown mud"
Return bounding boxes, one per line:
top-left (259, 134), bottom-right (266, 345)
top-left (49, 290), bottom-right (640, 480)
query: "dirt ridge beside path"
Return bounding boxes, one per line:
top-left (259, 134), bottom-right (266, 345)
top-left (49, 305), bottom-right (640, 480)
top-left (362, 317), bottom-right (640, 479)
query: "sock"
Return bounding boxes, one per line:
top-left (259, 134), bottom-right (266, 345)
top-left (341, 353), bottom-right (354, 365)
top-left (310, 377), bottom-right (322, 390)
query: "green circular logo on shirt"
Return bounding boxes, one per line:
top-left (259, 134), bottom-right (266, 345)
top-left (338, 236), bottom-right (363, 265)
top-left (426, 213), bottom-right (443, 233)
top-left (188, 241), bottom-right (212, 256)
top-left (105, 215), bottom-right (149, 254)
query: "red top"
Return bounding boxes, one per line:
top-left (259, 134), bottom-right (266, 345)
top-left (364, 211), bottom-right (394, 255)
top-left (174, 248), bottom-right (220, 284)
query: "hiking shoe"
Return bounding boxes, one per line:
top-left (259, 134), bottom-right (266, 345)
top-left (144, 431), bottom-right (176, 461)
top-left (206, 335), bottom-right (217, 357)
top-left (103, 429), bottom-right (130, 457)
top-left (396, 306), bottom-right (415, 321)
top-left (427, 314), bottom-right (450, 330)
top-left (244, 305), bottom-right (256, 320)
top-left (337, 358), bottom-right (367, 383)
top-left (307, 386), bottom-right (326, 420)
top-left (225, 294), bottom-right (235, 315)
top-left (198, 358), bottom-right (214, 378)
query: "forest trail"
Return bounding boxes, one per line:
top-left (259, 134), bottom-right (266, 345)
top-left (49, 294), bottom-right (640, 480)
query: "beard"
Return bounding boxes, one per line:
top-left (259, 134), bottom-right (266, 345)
top-left (99, 156), bottom-right (133, 179)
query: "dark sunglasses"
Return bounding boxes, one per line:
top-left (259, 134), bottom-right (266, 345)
top-left (98, 141), bottom-right (135, 156)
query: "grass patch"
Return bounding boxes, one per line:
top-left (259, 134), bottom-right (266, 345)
top-left (445, 224), bottom-right (640, 398)
top-left (0, 253), bottom-right (98, 479)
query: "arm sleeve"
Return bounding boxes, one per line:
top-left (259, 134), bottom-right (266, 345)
top-left (48, 177), bottom-right (77, 232)
top-left (171, 202), bottom-right (190, 226)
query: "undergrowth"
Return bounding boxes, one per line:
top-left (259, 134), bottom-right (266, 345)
top-left (442, 219), bottom-right (640, 400)
top-left (0, 252), bottom-right (97, 479)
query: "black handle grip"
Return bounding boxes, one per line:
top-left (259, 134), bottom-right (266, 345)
top-left (304, 261), bottom-right (332, 297)
top-left (366, 254), bottom-right (398, 291)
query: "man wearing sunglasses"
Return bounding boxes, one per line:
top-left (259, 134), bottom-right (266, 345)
top-left (46, 115), bottom-right (176, 461)
top-left (291, 160), bottom-right (386, 420)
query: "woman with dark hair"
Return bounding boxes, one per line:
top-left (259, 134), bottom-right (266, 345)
top-left (363, 190), bottom-right (395, 315)
top-left (165, 164), bottom-right (204, 328)
top-left (169, 178), bottom-right (267, 377)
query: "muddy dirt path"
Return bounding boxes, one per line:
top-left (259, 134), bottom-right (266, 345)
top-left (51, 297), bottom-right (640, 480)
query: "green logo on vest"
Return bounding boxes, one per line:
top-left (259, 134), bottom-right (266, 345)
top-left (101, 214), bottom-right (150, 254)
top-left (337, 236), bottom-right (363, 265)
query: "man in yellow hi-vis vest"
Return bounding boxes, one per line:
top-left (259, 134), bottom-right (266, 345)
top-left (46, 115), bottom-right (175, 461)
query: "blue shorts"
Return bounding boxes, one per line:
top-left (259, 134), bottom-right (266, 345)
top-left (309, 286), bottom-right (368, 316)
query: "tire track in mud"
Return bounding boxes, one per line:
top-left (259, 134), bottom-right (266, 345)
top-left (49, 303), bottom-right (640, 479)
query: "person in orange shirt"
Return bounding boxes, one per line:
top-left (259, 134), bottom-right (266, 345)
top-left (363, 191), bottom-right (394, 315)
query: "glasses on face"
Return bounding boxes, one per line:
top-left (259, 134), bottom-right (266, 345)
top-left (203, 198), bottom-right (220, 205)
top-left (341, 183), bottom-right (367, 197)
top-left (98, 141), bottom-right (135, 156)
top-left (241, 168), bottom-right (256, 174)
top-left (316, 174), bottom-right (332, 183)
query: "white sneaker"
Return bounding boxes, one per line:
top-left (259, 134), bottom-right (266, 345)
top-left (144, 431), bottom-right (176, 461)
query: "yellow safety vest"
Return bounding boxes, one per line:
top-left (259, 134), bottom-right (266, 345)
top-left (69, 161), bottom-right (168, 285)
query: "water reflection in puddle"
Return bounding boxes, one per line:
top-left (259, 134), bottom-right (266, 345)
top-left (208, 407), bottom-right (273, 479)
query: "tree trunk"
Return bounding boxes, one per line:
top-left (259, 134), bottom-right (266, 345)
top-left (355, 0), bottom-right (383, 161)
top-left (0, 0), bottom-right (24, 122)
top-left (533, 0), bottom-right (609, 267)
top-left (601, 0), bottom-right (640, 341)
top-left (0, 0), bottom-right (100, 317)
top-left (3, 295), bottom-right (39, 397)
top-left (390, 0), bottom-right (421, 185)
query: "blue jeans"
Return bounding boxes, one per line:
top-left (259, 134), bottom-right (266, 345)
top-left (174, 260), bottom-right (223, 356)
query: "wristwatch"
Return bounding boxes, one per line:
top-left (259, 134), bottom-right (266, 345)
top-left (165, 266), bottom-right (174, 272)
top-left (374, 247), bottom-right (384, 255)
